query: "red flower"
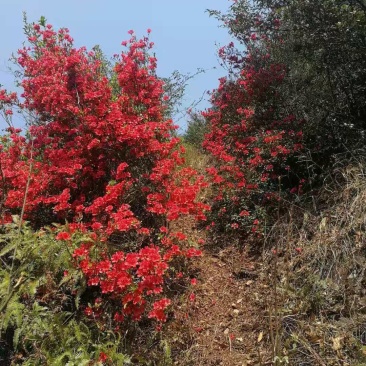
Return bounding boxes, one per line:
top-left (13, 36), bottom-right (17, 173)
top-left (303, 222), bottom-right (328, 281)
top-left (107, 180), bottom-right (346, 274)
top-left (186, 248), bottom-right (202, 258)
top-left (148, 298), bottom-right (171, 322)
top-left (114, 312), bottom-right (124, 322)
top-left (98, 352), bottom-right (108, 362)
top-left (56, 232), bottom-right (71, 241)
top-left (159, 226), bottom-right (168, 233)
top-left (84, 307), bottom-right (93, 316)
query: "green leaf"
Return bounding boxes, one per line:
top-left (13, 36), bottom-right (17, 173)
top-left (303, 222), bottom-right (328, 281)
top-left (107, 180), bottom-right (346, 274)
top-left (0, 241), bottom-right (16, 257)
top-left (39, 16), bottom-right (46, 27)
top-left (13, 327), bottom-right (22, 349)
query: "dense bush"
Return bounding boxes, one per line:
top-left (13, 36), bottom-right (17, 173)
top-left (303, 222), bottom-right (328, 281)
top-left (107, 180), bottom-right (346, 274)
top-left (202, 0), bottom-right (366, 239)
top-left (202, 41), bottom-right (303, 239)
top-left (0, 219), bottom-right (130, 365)
top-left (0, 18), bottom-right (209, 363)
top-left (209, 0), bottom-right (366, 174)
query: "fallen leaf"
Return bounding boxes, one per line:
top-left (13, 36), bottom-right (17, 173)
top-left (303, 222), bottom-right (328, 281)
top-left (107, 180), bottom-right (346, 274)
top-left (257, 331), bottom-right (263, 343)
top-left (332, 336), bottom-right (343, 351)
top-left (319, 217), bottom-right (327, 232)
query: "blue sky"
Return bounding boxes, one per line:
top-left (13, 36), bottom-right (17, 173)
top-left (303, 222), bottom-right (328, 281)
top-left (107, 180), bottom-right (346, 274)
top-left (0, 0), bottom-right (233, 132)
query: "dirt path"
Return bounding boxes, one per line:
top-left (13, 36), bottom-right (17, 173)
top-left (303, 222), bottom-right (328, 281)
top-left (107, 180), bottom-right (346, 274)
top-left (166, 219), bottom-right (273, 365)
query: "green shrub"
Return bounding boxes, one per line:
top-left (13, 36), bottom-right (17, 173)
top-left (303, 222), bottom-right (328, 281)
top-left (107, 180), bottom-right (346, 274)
top-left (0, 218), bottom-right (129, 365)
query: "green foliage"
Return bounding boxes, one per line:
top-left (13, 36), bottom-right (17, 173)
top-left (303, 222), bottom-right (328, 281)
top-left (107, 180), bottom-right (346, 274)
top-left (183, 112), bottom-right (210, 151)
top-left (0, 219), bottom-right (130, 365)
top-left (91, 44), bottom-right (121, 99)
top-left (274, 0), bottom-right (366, 160)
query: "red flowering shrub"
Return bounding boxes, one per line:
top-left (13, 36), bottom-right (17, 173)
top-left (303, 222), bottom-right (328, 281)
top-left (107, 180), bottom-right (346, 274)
top-left (0, 20), bottom-right (209, 324)
top-left (203, 38), bottom-right (304, 239)
top-left (208, 0), bottom-right (366, 209)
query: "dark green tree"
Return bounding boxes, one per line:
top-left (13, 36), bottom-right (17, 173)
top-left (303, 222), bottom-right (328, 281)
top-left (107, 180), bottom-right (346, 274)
top-left (183, 111), bottom-right (210, 150)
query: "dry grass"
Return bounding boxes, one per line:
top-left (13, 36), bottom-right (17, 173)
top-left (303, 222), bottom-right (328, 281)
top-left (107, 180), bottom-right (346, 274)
top-left (181, 142), bottom-right (211, 174)
top-left (262, 161), bottom-right (366, 365)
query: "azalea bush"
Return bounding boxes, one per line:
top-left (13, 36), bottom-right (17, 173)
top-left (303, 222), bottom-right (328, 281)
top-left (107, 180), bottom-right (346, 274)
top-left (208, 0), bottom-right (366, 181)
top-left (0, 17), bottom-right (209, 341)
top-left (203, 0), bottom-right (366, 240)
top-left (202, 38), bottom-right (303, 240)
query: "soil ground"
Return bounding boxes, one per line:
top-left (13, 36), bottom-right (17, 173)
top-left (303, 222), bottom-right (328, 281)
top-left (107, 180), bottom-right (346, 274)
top-left (165, 219), bottom-right (273, 366)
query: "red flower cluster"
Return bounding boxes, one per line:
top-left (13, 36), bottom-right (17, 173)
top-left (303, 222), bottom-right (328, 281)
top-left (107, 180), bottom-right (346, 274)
top-left (203, 39), bottom-right (303, 237)
top-left (0, 22), bottom-right (209, 323)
